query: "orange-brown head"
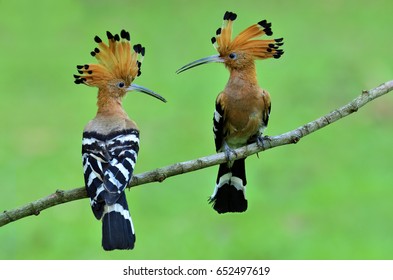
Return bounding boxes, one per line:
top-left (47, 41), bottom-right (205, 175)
top-left (74, 30), bottom-right (166, 102)
top-left (176, 11), bottom-right (284, 73)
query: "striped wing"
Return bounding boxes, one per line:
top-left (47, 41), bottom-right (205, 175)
top-left (213, 98), bottom-right (225, 152)
top-left (82, 129), bottom-right (140, 219)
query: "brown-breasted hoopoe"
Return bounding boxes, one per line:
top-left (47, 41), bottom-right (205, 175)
top-left (74, 30), bottom-right (166, 250)
top-left (177, 11), bottom-right (284, 214)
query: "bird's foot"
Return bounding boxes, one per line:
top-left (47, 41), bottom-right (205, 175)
top-left (223, 142), bottom-right (237, 161)
top-left (256, 135), bottom-right (271, 150)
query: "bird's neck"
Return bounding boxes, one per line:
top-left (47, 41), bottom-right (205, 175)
top-left (227, 63), bottom-right (259, 88)
top-left (96, 89), bottom-right (128, 118)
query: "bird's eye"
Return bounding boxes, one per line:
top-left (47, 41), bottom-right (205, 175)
top-left (229, 53), bottom-right (237, 59)
top-left (117, 82), bottom-right (125, 88)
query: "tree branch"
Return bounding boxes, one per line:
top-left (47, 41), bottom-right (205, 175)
top-left (1, 80), bottom-right (392, 227)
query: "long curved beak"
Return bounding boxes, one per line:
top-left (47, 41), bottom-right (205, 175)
top-left (176, 54), bottom-right (224, 74)
top-left (127, 84), bottom-right (167, 103)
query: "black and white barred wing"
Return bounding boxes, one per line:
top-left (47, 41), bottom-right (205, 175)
top-left (82, 135), bottom-right (108, 219)
top-left (213, 97), bottom-right (225, 153)
top-left (103, 132), bottom-right (139, 204)
top-left (82, 129), bottom-right (140, 219)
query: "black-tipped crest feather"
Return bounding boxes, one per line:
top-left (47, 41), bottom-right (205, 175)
top-left (74, 29), bottom-right (145, 86)
top-left (210, 11), bottom-right (284, 60)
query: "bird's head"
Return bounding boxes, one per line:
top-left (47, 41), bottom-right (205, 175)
top-left (177, 11), bottom-right (284, 74)
top-left (74, 30), bottom-right (166, 103)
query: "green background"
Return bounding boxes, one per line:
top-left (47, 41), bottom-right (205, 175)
top-left (0, 0), bottom-right (392, 259)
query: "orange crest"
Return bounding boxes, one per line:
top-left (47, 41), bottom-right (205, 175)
top-left (74, 30), bottom-right (144, 87)
top-left (211, 11), bottom-right (284, 60)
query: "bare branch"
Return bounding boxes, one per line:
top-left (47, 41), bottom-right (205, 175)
top-left (1, 80), bottom-right (392, 227)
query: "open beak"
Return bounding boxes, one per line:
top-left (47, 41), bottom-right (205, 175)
top-left (176, 54), bottom-right (224, 74)
top-left (127, 84), bottom-right (167, 103)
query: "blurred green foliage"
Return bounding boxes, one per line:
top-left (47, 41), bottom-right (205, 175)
top-left (0, 0), bottom-right (392, 259)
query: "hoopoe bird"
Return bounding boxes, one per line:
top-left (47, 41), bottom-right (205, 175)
top-left (177, 11), bottom-right (284, 214)
top-left (74, 30), bottom-right (166, 250)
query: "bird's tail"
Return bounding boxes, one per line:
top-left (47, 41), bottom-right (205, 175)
top-left (101, 192), bottom-right (135, 250)
top-left (209, 158), bottom-right (248, 213)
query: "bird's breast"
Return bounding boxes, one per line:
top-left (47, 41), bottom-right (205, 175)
top-left (221, 89), bottom-right (267, 148)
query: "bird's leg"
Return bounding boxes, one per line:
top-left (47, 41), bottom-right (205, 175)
top-left (223, 141), bottom-right (237, 161)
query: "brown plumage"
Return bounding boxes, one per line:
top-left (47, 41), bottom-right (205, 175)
top-left (75, 30), bottom-right (166, 250)
top-left (177, 11), bottom-right (284, 214)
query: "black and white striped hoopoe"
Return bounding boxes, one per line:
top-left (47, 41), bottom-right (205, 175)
top-left (177, 12), bottom-right (283, 213)
top-left (74, 30), bottom-right (166, 250)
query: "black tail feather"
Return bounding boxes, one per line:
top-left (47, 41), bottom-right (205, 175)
top-left (210, 183), bottom-right (247, 213)
top-left (231, 158), bottom-right (247, 186)
top-left (102, 193), bottom-right (135, 250)
top-left (209, 159), bottom-right (248, 214)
